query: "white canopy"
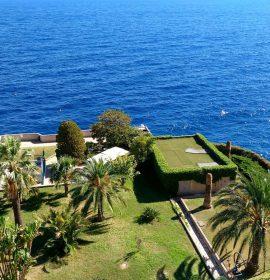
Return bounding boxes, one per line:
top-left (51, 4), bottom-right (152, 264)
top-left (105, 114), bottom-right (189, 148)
top-left (90, 147), bottom-right (129, 163)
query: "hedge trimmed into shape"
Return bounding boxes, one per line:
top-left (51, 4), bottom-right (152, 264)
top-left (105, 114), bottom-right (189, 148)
top-left (152, 134), bottom-right (237, 195)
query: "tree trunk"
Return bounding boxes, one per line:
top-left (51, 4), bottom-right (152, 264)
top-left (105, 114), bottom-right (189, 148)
top-left (97, 201), bottom-right (105, 222)
top-left (244, 240), bottom-right (262, 276)
top-left (12, 197), bottom-right (23, 226)
top-left (64, 183), bottom-right (69, 197)
top-left (203, 173), bottom-right (213, 209)
top-left (226, 141), bottom-right (232, 158)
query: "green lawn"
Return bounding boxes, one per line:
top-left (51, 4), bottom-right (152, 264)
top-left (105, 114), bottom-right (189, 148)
top-left (184, 197), bottom-right (270, 277)
top-left (155, 137), bottom-right (218, 168)
top-left (21, 145), bottom-right (56, 160)
top-left (1, 173), bottom-right (207, 280)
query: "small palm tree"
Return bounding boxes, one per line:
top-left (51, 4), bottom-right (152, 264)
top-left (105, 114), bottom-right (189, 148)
top-left (0, 137), bottom-right (38, 226)
top-left (50, 156), bottom-right (76, 196)
top-left (72, 158), bottom-right (130, 222)
top-left (209, 170), bottom-right (270, 277)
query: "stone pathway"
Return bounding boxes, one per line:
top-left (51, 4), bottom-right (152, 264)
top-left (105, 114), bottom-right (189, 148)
top-left (172, 198), bottom-right (229, 279)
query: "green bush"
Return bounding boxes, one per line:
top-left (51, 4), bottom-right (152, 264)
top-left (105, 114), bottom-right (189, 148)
top-left (215, 143), bottom-right (270, 171)
top-left (232, 155), bottom-right (266, 175)
top-left (152, 134), bottom-right (237, 195)
top-left (0, 217), bottom-right (41, 280)
top-left (56, 120), bottom-right (86, 161)
top-left (40, 208), bottom-right (86, 258)
top-left (130, 135), bottom-right (154, 164)
top-left (91, 109), bottom-right (139, 149)
top-left (136, 207), bottom-right (160, 224)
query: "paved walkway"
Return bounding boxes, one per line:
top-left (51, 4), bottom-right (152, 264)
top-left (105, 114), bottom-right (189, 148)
top-left (172, 198), bottom-right (229, 280)
top-left (20, 137), bottom-right (96, 148)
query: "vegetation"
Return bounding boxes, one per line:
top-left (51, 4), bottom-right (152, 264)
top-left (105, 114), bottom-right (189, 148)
top-left (26, 175), bottom-right (202, 280)
top-left (231, 155), bottom-right (266, 175)
top-left (153, 134), bottom-right (237, 194)
top-left (215, 143), bottom-right (270, 171)
top-left (23, 145), bottom-right (56, 160)
top-left (209, 170), bottom-right (270, 277)
top-left (110, 155), bottom-right (137, 185)
top-left (40, 208), bottom-right (86, 259)
top-left (91, 109), bottom-right (139, 149)
top-left (56, 120), bottom-right (86, 161)
top-left (71, 158), bottom-right (132, 221)
top-left (50, 156), bottom-right (76, 196)
top-left (130, 135), bottom-right (154, 164)
top-left (0, 137), bottom-right (38, 225)
top-left (136, 207), bottom-right (160, 224)
top-left (0, 217), bottom-right (40, 280)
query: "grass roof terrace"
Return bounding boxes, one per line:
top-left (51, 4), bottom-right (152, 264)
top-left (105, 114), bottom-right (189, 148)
top-left (155, 136), bottom-right (220, 169)
top-left (152, 134), bottom-right (237, 194)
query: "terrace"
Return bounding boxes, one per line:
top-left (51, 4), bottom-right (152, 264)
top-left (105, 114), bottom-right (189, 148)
top-left (153, 134), bottom-right (237, 195)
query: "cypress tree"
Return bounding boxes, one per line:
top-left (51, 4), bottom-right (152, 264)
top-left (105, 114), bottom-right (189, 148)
top-left (56, 120), bottom-right (86, 161)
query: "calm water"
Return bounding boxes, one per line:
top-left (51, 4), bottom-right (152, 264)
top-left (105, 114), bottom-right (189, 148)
top-left (0, 0), bottom-right (270, 157)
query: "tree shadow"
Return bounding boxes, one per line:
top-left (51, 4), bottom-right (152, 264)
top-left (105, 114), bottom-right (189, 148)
top-left (21, 191), bottom-right (64, 212)
top-left (84, 221), bottom-right (110, 236)
top-left (133, 173), bottom-right (168, 204)
top-left (190, 206), bottom-right (206, 215)
top-left (174, 256), bottom-right (211, 280)
top-left (116, 250), bottom-right (139, 263)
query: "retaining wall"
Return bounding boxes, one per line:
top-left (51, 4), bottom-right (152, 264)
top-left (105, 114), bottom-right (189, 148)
top-left (0, 130), bottom-right (92, 143)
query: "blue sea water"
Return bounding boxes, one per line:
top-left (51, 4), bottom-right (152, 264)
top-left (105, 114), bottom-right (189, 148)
top-left (0, 0), bottom-right (270, 157)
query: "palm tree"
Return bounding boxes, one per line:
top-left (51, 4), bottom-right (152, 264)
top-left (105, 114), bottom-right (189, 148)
top-left (0, 137), bottom-right (38, 226)
top-left (72, 158), bottom-right (131, 222)
top-left (209, 170), bottom-right (270, 277)
top-left (50, 156), bottom-right (76, 196)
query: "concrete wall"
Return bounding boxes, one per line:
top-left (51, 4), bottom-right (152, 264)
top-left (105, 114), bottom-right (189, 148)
top-left (178, 177), bottom-right (231, 196)
top-left (0, 130), bottom-right (92, 143)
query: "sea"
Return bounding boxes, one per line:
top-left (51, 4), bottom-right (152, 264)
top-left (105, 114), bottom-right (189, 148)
top-left (0, 0), bottom-right (270, 158)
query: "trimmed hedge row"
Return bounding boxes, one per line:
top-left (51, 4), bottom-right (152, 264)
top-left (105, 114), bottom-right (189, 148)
top-left (152, 134), bottom-right (237, 195)
top-left (215, 143), bottom-right (270, 170)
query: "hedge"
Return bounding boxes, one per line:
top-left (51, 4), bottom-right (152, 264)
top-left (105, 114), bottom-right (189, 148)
top-left (215, 143), bottom-right (270, 170)
top-left (152, 134), bottom-right (237, 195)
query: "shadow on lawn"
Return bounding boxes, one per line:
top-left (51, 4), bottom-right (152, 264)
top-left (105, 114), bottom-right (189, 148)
top-left (32, 222), bottom-right (104, 266)
top-left (190, 206), bottom-right (207, 215)
top-left (85, 220), bottom-right (110, 235)
top-left (174, 256), bottom-right (210, 280)
top-left (133, 163), bottom-right (168, 203)
top-left (21, 191), bottom-right (64, 212)
top-left (116, 250), bottom-right (139, 263)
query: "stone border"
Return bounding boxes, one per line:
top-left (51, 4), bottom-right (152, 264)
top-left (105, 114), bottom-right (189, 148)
top-left (172, 198), bottom-right (230, 279)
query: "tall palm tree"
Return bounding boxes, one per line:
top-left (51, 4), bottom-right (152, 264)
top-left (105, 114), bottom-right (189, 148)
top-left (0, 137), bottom-right (38, 226)
top-left (72, 158), bottom-right (131, 222)
top-left (209, 170), bottom-right (270, 277)
top-left (50, 156), bottom-right (76, 196)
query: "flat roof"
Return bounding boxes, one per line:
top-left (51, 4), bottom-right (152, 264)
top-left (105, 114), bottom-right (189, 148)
top-left (90, 147), bottom-right (129, 163)
top-left (155, 137), bottom-right (219, 169)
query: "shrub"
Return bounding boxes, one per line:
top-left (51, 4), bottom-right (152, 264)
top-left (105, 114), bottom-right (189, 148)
top-left (0, 217), bottom-right (41, 280)
top-left (91, 109), bottom-right (139, 149)
top-left (56, 120), bottom-right (86, 161)
top-left (40, 208), bottom-right (86, 258)
top-left (152, 134), bottom-right (237, 195)
top-left (136, 207), bottom-right (160, 224)
top-left (110, 155), bottom-right (138, 185)
top-left (232, 155), bottom-right (266, 174)
top-left (130, 135), bottom-right (154, 164)
top-left (215, 143), bottom-right (270, 171)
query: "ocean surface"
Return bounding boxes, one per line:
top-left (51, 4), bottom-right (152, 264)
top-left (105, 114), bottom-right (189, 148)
top-left (0, 0), bottom-right (270, 157)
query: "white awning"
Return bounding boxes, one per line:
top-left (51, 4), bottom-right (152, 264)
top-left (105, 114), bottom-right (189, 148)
top-left (90, 147), bottom-right (129, 163)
